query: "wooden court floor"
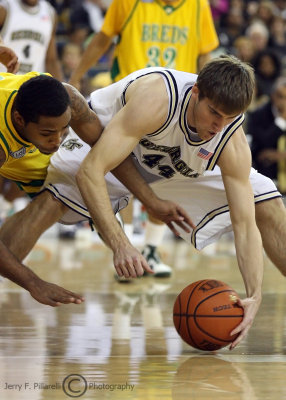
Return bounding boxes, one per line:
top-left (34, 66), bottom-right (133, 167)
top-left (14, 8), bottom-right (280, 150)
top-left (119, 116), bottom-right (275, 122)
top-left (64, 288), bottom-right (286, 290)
top-left (0, 231), bottom-right (286, 400)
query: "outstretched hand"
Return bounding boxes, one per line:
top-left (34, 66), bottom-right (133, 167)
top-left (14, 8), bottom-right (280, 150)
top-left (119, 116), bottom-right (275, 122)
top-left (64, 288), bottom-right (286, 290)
top-left (113, 241), bottom-right (153, 279)
top-left (145, 198), bottom-right (195, 236)
top-left (0, 45), bottom-right (19, 73)
top-left (229, 295), bottom-right (261, 350)
top-left (28, 279), bottom-right (85, 307)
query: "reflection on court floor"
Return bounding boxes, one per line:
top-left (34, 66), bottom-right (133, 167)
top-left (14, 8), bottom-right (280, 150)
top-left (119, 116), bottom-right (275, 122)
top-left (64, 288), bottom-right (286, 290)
top-left (0, 234), bottom-right (286, 399)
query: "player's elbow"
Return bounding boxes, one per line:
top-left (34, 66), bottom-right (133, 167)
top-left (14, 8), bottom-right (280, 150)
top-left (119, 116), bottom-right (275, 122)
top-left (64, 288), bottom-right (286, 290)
top-left (76, 160), bottom-right (92, 189)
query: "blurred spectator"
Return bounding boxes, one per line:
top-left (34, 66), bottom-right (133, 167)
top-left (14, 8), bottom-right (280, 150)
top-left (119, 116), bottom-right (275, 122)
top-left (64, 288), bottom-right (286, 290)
top-left (273, 0), bottom-right (286, 19)
top-left (218, 6), bottom-right (246, 52)
top-left (233, 35), bottom-right (256, 62)
top-left (269, 16), bottom-right (286, 69)
top-left (69, 0), bottom-right (105, 46)
top-left (60, 41), bottom-right (82, 81)
top-left (248, 77), bottom-right (286, 193)
top-left (47, 0), bottom-right (80, 38)
top-left (256, 0), bottom-right (275, 28)
top-left (246, 20), bottom-right (270, 52)
top-left (0, 0), bottom-right (63, 79)
top-left (252, 48), bottom-right (282, 97)
top-left (210, 0), bottom-right (229, 29)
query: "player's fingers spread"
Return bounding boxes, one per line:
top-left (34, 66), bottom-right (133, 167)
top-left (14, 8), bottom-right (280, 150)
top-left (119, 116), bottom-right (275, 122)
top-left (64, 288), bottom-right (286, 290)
top-left (132, 259), bottom-right (144, 276)
top-left (64, 290), bottom-right (84, 300)
top-left (230, 321), bottom-right (244, 336)
top-left (126, 260), bottom-right (138, 278)
top-left (142, 258), bottom-right (154, 274)
top-left (115, 265), bottom-right (124, 277)
top-left (46, 299), bottom-right (61, 307)
top-left (174, 220), bottom-right (191, 233)
top-left (167, 222), bottom-right (180, 236)
top-left (120, 264), bottom-right (131, 278)
top-left (177, 207), bottom-right (196, 228)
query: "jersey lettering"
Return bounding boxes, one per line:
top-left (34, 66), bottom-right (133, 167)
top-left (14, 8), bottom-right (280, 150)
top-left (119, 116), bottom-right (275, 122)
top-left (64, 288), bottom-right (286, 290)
top-left (146, 46), bottom-right (177, 68)
top-left (61, 139), bottom-right (83, 151)
top-left (141, 24), bottom-right (189, 45)
top-left (11, 30), bottom-right (45, 44)
top-left (23, 44), bottom-right (31, 58)
top-left (139, 138), bottom-right (199, 178)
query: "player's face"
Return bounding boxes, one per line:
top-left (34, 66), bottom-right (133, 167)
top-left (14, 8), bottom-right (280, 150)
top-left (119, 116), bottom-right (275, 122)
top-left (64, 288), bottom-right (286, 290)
top-left (21, 108), bottom-right (71, 155)
top-left (189, 86), bottom-right (239, 141)
top-left (272, 85), bottom-right (286, 117)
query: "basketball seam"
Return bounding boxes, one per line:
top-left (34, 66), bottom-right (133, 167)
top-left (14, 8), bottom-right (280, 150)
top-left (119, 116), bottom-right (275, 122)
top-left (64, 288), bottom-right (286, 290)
top-left (193, 289), bottom-right (243, 344)
top-left (185, 279), bottom-right (209, 349)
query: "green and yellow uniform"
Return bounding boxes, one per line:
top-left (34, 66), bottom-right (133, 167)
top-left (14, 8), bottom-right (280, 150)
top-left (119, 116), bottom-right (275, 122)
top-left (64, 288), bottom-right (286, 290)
top-left (0, 72), bottom-right (51, 196)
top-left (101, 0), bottom-right (219, 81)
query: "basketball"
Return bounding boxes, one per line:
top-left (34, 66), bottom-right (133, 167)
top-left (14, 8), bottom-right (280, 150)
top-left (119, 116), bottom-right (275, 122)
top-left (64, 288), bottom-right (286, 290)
top-left (173, 279), bottom-right (244, 351)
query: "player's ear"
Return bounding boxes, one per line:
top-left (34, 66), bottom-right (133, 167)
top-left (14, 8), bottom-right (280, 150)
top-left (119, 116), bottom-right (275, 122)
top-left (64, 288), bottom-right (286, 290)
top-left (13, 110), bottom-right (26, 127)
top-left (192, 83), bottom-right (200, 99)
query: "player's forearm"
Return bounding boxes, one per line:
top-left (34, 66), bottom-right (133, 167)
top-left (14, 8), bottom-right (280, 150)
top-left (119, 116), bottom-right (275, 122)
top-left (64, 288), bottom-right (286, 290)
top-left (76, 163), bottom-right (130, 251)
top-left (69, 31), bottom-right (112, 84)
top-left (0, 241), bottom-right (41, 290)
top-left (112, 156), bottom-right (159, 207)
top-left (233, 223), bottom-right (263, 300)
top-left (45, 59), bottom-right (63, 81)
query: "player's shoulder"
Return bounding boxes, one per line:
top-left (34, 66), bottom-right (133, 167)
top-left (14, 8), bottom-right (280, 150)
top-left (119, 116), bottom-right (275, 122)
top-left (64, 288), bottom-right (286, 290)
top-left (219, 125), bottom-right (251, 175)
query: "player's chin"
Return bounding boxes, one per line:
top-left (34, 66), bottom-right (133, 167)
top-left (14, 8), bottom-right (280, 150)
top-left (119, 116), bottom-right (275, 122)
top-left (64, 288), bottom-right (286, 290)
top-left (39, 147), bottom-right (59, 155)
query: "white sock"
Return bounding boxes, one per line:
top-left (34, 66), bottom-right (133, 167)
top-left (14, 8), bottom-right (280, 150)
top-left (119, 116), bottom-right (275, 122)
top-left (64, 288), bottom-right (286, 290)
top-left (144, 221), bottom-right (166, 247)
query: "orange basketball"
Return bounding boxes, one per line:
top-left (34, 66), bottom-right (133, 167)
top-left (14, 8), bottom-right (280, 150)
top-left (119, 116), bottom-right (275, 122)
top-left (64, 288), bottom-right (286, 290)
top-left (173, 279), bottom-right (244, 351)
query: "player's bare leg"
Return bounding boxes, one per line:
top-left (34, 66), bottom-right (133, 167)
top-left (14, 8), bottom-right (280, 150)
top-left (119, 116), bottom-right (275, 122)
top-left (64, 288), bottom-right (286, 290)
top-left (0, 191), bottom-right (85, 306)
top-left (255, 197), bottom-right (286, 276)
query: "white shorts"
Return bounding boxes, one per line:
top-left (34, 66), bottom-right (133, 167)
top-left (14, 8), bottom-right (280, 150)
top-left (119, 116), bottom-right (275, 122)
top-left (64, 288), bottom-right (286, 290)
top-left (44, 130), bottom-right (131, 225)
top-left (43, 132), bottom-right (281, 250)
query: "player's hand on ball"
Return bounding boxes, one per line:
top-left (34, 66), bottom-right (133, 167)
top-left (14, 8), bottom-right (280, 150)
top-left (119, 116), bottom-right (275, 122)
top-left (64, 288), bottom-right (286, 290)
top-left (113, 242), bottom-right (153, 278)
top-left (229, 295), bottom-right (262, 350)
top-left (145, 199), bottom-right (195, 236)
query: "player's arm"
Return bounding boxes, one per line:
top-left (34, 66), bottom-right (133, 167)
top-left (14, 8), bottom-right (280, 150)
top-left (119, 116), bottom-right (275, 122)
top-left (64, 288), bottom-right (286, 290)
top-left (63, 83), bottom-right (103, 146)
top-left (45, 12), bottom-right (63, 81)
top-left (68, 0), bottom-right (130, 88)
top-left (76, 76), bottom-right (168, 277)
top-left (0, 241), bottom-right (84, 306)
top-left (218, 126), bottom-right (263, 349)
top-left (69, 31), bottom-right (112, 89)
top-left (112, 156), bottom-right (195, 235)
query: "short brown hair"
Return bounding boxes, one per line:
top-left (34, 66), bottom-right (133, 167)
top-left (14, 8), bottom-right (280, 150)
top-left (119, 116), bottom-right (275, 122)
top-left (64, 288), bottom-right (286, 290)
top-left (196, 55), bottom-right (255, 114)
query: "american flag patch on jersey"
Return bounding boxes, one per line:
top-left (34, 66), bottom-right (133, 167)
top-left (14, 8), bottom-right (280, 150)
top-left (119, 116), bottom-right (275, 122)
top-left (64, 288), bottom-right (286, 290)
top-left (197, 148), bottom-right (213, 160)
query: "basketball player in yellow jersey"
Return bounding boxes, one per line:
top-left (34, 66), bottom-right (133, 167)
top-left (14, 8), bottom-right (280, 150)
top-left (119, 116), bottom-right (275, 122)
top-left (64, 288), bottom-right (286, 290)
top-left (0, 71), bottom-right (105, 306)
top-left (70, 0), bottom-right (219, 85)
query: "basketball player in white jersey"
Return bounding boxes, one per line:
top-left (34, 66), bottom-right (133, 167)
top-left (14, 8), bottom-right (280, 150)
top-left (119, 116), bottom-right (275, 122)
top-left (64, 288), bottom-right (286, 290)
top-left (0, 0), bottom-right (62, 79)
top-left (73, 55), bottom-right (279, 349)
top-left (1, 56), bottom-right (286, 348)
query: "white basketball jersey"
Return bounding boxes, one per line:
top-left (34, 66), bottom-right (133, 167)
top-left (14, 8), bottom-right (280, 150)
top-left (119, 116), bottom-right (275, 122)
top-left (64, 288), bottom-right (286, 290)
top-left (0, 0), bottom-right (54, 73)
top-left (90, 67), bottom-right (244, 180)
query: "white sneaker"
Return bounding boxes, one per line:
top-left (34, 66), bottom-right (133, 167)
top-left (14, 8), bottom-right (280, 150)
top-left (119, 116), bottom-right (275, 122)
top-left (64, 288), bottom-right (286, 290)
top-left (142, 245), bottom-right (172, 277)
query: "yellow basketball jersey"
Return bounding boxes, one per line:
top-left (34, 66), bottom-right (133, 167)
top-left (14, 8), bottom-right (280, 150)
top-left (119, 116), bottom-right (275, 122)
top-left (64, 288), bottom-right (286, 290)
top-left (102, 0), bottom-right (219, 81)
top-left (0, 72), bottom-right (52, 196)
